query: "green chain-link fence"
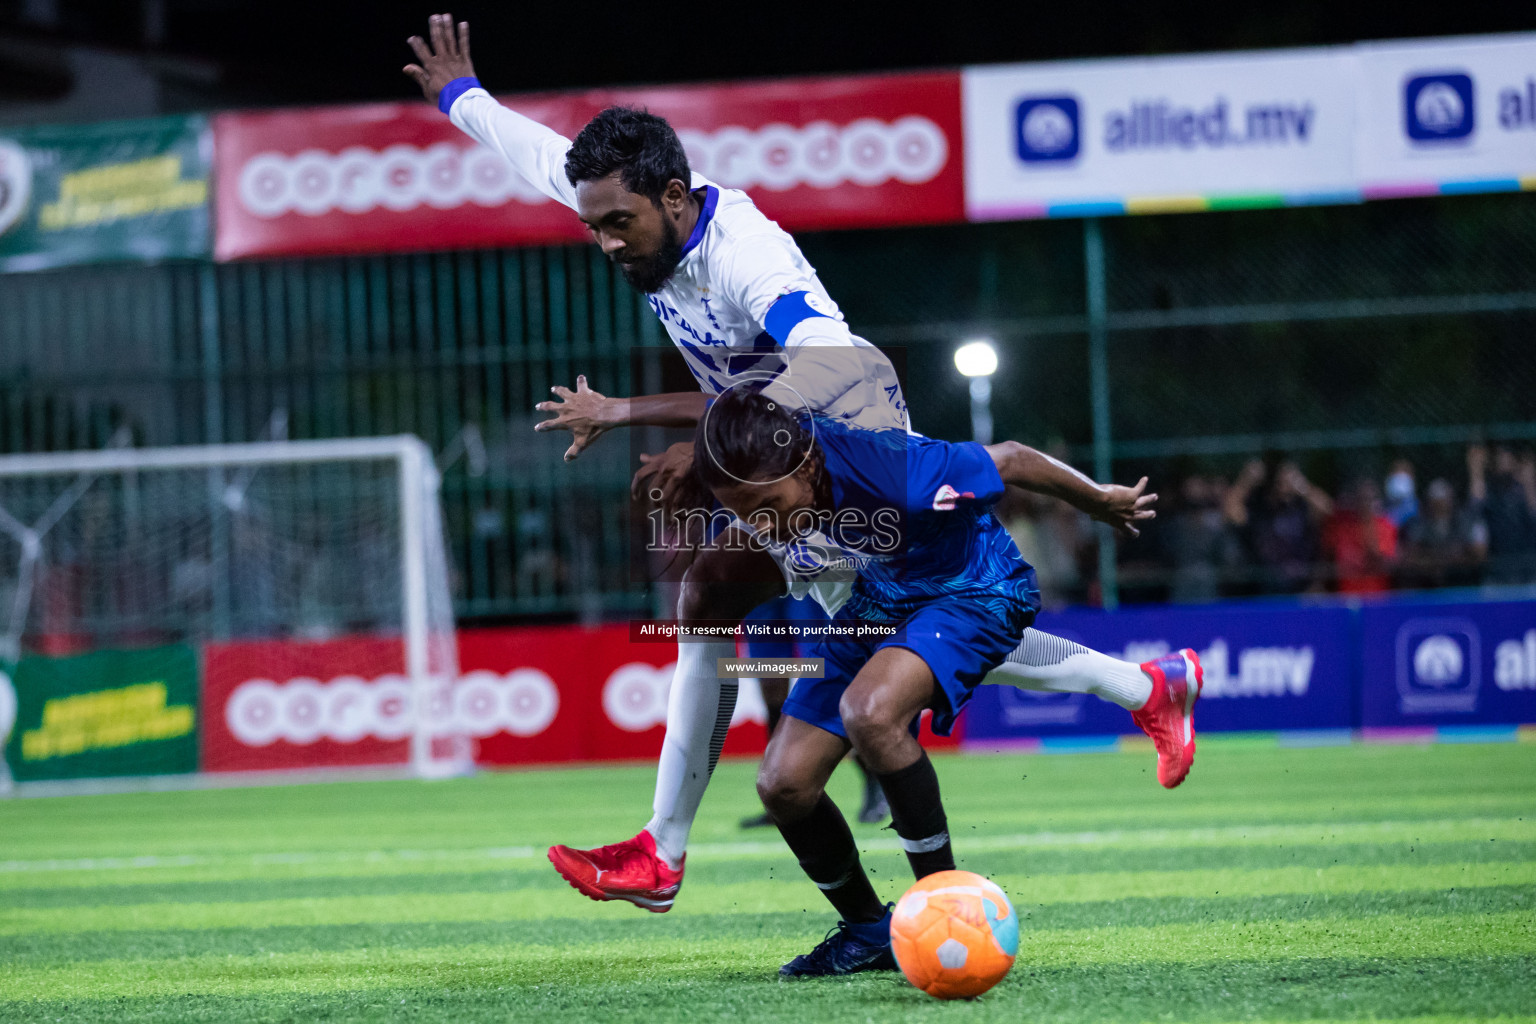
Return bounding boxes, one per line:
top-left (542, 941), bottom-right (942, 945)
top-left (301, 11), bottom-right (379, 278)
top-left (2, 191), bottom-right (1533, 620)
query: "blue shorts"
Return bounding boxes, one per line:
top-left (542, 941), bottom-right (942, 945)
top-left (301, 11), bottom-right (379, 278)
top-left (743, 593), bottom-right (826, 659)
top-left (781, 597), bottom-right (1032, 738)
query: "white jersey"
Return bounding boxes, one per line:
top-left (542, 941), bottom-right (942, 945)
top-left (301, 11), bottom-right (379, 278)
top-left (448, 89), bottom-right (908, 432)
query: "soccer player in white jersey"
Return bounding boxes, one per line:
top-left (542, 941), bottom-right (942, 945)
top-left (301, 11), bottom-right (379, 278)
top-left (405, 13), bottom-right (1202, 914)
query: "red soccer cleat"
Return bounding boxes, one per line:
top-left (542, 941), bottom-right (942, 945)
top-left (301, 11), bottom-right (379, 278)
top-left (1133, 648), bottom-right (1204, 789)
top-left (547, 829), bottom-right (684, 913)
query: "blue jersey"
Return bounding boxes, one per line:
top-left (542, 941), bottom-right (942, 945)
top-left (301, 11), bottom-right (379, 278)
top-left (811, 419), bottom-right (1040, 629)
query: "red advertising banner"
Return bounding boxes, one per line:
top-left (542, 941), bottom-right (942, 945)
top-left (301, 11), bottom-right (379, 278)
top-left (202, 623), bottom-right (959, 773)
top-left (213, 71), bottom-right (963, 261)
top-left (202, 636), bottom-right (412, 773)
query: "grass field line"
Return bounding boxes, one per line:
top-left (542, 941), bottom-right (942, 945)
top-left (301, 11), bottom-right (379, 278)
top-left (2, 860), bottom-right (1528, 935)
top-left (1201, 1019), bottom-right (1536, 1024)
top-left (2, 814), bottom-right (1527, 882)
top-left (1, 911), bottom-right (1530, 1001)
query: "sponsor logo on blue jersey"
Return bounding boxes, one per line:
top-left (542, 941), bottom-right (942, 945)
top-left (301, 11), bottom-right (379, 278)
top-left (931, 484), bottom-right (974, 511)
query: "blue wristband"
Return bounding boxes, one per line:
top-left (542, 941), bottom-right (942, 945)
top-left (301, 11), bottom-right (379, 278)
top-left (438, 76), bottom-right (481, 114)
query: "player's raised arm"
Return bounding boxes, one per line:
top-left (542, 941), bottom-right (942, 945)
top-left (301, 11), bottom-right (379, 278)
top-left (404, 12), bottom-right (579, 209)
top-left (987, 440), bottom-right (1157, 538)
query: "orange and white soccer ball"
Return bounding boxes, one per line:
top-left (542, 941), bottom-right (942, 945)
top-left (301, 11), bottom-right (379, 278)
top-left (890, 869), bottom-right (1019, 999)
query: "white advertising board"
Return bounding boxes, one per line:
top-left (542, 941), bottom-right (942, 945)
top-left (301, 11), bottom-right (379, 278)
top-left (1355, 33), bottom-right (1536, 198)
top-left (962, 33), bottom-right (1536, 220)
top-left (963, 48), bottom-right (1359, 219)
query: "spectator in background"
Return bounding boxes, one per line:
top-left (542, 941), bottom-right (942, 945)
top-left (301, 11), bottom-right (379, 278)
top-left (1225, 458), bottom-right (1334, 594)
top-left (1469, 444), bottom-right (1536, 584)
top-left (1163, 474), bottom-right (1241, 604)
top-left (1321, 478), bottom-right (1398, 594)
top-left (1396, 478), bottom-right (1488, 590)
top-left (1384, 458), bottom-right (1418, 528)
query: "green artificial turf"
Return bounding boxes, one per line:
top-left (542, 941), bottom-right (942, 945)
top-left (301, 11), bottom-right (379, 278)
top-left (1, 739), bottom-right (1533, 1022)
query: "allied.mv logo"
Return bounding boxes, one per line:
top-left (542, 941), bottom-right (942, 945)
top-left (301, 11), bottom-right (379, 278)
top-left (1404, 73), bottom-right (1475, 142)
top-left (1395, 619), bottom-right (1480, 714)
top-left (1014, 96), bottom-right (1080, 163)
top-left (1412, 635), bottom-right (1463, 687)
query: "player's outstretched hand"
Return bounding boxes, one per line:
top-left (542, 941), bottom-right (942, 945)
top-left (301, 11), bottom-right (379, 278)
top-left (535, 375), bottom-right (613, 462)
top-left (403, 13), bottom-right (476, 106)
top-left (1094, 476), bottom-right (1157, 538)
top-left (633, 442), bottom-right (699, 516)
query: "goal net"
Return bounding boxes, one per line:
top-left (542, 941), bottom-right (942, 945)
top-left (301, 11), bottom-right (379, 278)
top-left (0, 436), bottom-right (469, 789)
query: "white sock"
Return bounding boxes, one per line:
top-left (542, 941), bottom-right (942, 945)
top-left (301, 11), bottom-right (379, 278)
top-left (984, 628), bottom-right (1152, 710)
top-left (644, 639), bottom-right (737, 868)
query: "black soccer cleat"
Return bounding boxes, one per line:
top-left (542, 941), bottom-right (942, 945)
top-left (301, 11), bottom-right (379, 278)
top-left (779, 908), bottom-right (897, 978)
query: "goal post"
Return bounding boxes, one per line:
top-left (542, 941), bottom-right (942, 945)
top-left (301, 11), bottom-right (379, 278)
top-left (0, 435), bottom-right (471, 788)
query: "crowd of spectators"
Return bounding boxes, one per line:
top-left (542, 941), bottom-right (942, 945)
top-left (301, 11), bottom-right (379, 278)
top-left (998, 444), bottom-right (1536, 608)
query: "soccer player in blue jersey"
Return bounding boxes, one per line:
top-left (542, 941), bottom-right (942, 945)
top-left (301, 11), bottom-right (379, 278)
top-left (691, 386), bottom-right (1188, 976)
top-left (405, 14), bottom-right (1202, 915)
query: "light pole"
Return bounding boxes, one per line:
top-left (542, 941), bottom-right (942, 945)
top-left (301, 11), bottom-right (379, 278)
top-left (954, 340), bottom-right (998, 444)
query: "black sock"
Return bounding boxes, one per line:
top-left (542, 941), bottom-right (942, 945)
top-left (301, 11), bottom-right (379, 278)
top-left (765, 700), bottom-right (782, 738)
top-left (774, 793), bottom-right (886, 923)
top-left (876, 752), bottom-right (955, 879)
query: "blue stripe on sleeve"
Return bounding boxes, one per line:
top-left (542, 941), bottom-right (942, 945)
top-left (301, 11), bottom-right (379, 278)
top-left (763, 291), bottom-right (834, 344)
top-left (438, 76), bottom-right (482, 114)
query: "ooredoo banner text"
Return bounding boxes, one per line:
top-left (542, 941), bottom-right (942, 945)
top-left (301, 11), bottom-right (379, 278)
top-left (213, 71), bottom-right (964, 260)
top-left (200, 624), bottom-right (958, 773)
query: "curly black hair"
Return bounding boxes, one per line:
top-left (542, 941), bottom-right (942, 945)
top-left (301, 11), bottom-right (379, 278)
top-left (564, 106), bottom-right (690, 204)
top-left (694, 386), bottom-right (817, 492)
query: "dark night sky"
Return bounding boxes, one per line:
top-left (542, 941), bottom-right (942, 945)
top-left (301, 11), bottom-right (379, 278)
top-left (0, 0), bottom-right (1532, 107)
